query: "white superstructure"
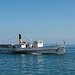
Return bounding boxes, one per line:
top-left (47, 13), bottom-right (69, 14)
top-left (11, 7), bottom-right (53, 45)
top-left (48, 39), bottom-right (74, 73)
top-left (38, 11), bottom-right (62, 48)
top-left (33, 40), bottom-right (43, 47)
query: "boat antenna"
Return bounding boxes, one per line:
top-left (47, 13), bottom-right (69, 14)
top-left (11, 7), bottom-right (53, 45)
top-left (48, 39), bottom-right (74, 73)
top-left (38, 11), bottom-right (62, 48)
top-left (63, 40), bottom-right (65, 45)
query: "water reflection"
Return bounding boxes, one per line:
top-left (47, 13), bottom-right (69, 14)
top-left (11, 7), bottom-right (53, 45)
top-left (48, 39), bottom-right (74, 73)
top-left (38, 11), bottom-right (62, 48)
top-left (0, 52), bottom-right (74, 75)
top-left (19, 54), bottom-right (66, 75)
top-left (19, 54), bottom-right (45, 75)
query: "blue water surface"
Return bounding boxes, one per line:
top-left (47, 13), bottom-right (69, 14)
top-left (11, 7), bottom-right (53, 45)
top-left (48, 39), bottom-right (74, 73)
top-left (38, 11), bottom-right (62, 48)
top-left (0, 44), bottom-right (75, 75)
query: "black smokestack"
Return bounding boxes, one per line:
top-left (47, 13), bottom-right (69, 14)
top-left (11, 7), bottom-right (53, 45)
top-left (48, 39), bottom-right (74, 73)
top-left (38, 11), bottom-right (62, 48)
top-left (19, 34), bottom-right (22, 43)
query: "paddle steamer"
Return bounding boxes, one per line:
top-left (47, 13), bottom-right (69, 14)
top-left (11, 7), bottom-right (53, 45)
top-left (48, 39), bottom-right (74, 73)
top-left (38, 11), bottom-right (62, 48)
top-left (0, 34), bottom-right (65, 54)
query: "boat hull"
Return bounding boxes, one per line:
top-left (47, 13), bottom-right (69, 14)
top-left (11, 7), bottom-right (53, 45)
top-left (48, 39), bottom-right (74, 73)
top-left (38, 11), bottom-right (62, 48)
top-left (0, 48), bottom-right (12, 53)
top-left (0, 45), bottom-right (65, 54)
top-left (12, 47), bottom-right (65, 54)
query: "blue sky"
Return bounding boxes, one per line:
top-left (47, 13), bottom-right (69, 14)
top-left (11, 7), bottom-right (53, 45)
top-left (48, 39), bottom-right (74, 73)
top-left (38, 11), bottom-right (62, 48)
top-left (0, 0), bottom-right (75, 44)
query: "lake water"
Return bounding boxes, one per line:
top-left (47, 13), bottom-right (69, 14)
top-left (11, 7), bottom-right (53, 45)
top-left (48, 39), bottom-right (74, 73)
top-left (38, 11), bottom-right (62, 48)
top-left (0, 44), bottom-right (75, 75)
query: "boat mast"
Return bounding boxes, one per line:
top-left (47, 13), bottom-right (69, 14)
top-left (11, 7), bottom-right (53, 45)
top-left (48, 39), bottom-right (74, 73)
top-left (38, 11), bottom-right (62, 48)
top-left (63, 40), bottom-right (65, 46)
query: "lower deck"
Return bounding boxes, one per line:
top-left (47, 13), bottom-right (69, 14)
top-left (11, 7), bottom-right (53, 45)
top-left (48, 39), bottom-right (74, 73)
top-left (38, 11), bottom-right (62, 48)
top-left (12, 48), bottom-right (65, 54)
top-left (0, 45), bottom-right (65, 54)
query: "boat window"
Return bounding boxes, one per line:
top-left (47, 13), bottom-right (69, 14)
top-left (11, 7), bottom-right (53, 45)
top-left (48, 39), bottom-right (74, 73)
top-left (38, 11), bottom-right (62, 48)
top-left (33, 41), bottom-right (38, 43)
top-left (38, 41), bottom-right (43, 43)
top-left (0, 45), bottom-right (10, 48)
top-left (56, 50), bottom-right (58, 52)
top-left (12, 46), bottom-right (16, 48)
top-left (0, 45), bottom-right (1, 48)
